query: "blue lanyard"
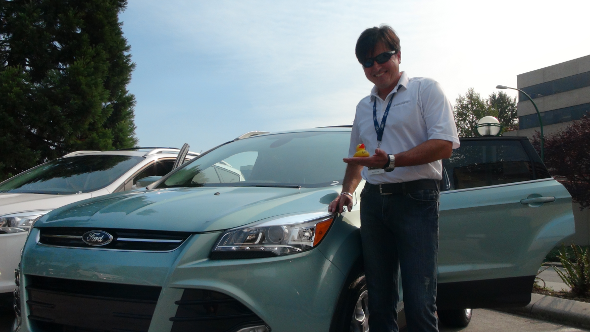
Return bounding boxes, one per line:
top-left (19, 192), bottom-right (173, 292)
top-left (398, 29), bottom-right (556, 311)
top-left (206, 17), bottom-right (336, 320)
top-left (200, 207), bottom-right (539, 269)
top-left (373, 93), bottom-right (395, 147)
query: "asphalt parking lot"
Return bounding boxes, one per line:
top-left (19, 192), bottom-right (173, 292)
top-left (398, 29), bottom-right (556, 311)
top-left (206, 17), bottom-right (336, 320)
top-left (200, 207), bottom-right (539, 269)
top-left (1, 306), bottom-right (588, 332)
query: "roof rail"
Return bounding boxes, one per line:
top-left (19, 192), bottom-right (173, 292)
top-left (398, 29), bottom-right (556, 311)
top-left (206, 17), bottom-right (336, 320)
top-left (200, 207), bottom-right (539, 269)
top-left (117, 147), bottom-right (179, 151)
top-left (63, 148), bottom-right (200, 159)
top-left (62, 151), bottom-right (102, 158)
top-left (234, 131), bottom-right (269, 141)
top-left (144, 148), bottom-right (182, 156)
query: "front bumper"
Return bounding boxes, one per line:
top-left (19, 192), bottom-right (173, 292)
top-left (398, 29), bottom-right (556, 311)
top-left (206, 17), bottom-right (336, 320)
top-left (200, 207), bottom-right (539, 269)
top-left (17, 228), bottom-right (346, 332)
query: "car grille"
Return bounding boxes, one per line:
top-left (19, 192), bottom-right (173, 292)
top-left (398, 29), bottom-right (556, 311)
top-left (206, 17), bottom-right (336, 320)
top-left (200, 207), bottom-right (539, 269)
top-left (38, 227), bottom-right (191, 251)
top-left (26, 275), bottom-right (161, 332)
top-left (170, 289), bottom-right (267, 332)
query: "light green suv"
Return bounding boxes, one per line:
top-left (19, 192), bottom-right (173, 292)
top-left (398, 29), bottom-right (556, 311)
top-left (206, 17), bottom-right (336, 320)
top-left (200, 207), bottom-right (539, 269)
top-left (14, 128), bottom-right (574, 332)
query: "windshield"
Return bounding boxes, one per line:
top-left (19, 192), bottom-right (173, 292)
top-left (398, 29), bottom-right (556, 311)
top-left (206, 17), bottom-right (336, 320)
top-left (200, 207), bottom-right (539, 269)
top-left (158, 131), bottom-right (350, 188)
top-left (0, 155), bottom-right (143, 194)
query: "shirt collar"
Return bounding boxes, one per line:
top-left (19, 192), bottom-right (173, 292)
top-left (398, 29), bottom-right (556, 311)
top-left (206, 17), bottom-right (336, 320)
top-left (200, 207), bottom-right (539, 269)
top-left (370, 71), bottom-right (409, 102)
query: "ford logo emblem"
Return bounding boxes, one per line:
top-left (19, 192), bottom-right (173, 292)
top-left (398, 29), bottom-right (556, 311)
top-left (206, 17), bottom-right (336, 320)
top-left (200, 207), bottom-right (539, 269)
top-left (82, 230), bottom-right (113, 247)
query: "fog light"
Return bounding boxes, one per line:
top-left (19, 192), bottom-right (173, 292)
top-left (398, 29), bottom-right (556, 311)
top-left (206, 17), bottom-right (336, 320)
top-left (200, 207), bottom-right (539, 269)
top-left (235, 325), bottom-right (270, 332)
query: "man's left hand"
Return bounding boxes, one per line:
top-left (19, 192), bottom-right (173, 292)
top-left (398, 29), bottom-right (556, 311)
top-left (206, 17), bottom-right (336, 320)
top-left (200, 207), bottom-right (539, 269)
top-left (343, 148), bottom-right (389, 168)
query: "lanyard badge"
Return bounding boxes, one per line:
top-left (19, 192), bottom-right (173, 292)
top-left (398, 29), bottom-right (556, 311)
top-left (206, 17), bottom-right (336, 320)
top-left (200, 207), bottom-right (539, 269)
top-left (373, 93), bottom-right (395, 148)
top-left (368, 93), bottom-right (395, 175)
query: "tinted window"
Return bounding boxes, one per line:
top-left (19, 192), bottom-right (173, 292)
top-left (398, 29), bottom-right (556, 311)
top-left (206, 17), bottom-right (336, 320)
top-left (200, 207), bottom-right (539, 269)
top-left (132, 160), bottom-right (175, 185)
top-left (159, 131), bottom-right (349, 188)
top-left (443, 140), bottom-right (533, 190)
top-left (0, 155), bottom-right (143, 194)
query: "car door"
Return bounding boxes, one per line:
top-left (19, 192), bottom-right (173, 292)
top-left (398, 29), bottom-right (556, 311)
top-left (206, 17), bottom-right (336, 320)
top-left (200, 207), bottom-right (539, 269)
top-left (437, 137), bottom-right (574, 309)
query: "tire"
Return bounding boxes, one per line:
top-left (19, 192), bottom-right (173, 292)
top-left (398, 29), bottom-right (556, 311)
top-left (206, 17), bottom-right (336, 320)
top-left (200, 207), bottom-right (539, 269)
top-left (350, 284), bottom-right (369, 332)
top-left (330, 274), bottom-right (369, 332)
top-left (438, 308), bottom-right (472, 327)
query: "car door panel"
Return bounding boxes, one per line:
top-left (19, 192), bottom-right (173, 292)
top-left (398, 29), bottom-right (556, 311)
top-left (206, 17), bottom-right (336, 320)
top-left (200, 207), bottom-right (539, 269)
top-left (436, 137), bottom-right (575, 309)
top-left (439, 179), bottom-right (573, 284)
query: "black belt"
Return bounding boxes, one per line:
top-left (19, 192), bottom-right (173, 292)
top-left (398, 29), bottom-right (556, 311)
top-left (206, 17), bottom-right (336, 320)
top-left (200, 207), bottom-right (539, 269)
top-left (365, 179), bottom-right (439, 195)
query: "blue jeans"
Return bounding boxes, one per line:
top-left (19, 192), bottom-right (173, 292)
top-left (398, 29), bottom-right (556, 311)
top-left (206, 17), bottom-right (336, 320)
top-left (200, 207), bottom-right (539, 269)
top-left (360, 183), bottom-right (439, 332)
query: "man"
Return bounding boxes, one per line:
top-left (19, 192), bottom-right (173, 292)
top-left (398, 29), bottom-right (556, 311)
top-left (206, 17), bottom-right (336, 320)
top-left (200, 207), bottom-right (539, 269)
top-left (328, 25), bottom-right (459, 332)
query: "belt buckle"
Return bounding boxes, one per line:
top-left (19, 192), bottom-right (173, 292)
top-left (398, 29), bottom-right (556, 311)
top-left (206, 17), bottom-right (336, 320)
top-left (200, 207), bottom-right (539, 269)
top-left (379, 184), bottom-right (392, 195)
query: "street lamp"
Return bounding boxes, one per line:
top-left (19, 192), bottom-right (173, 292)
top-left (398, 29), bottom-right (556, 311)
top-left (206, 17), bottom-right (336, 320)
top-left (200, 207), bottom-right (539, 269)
top-left (477, 116), bottom-right (502, 136)
top-left (496, 85), bottom-right (544, 161)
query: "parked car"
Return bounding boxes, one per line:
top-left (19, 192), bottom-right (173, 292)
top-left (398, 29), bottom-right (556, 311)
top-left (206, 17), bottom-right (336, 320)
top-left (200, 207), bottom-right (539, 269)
top-left (14, 128), bottom-right (574, 332)
top-left (0, 147), bottom-right (198, 300)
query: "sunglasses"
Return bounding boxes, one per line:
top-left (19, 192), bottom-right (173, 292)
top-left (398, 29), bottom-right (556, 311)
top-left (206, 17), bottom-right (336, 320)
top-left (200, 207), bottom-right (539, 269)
top-left (361, 51), bottom-right (397, 68)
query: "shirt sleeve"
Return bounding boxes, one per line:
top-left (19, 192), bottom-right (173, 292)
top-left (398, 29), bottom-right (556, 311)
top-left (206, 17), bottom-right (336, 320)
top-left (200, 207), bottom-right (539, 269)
top-left (419, 80), bottom-right (460, 149)
top-left (348, 104), bottom-right (363, 158)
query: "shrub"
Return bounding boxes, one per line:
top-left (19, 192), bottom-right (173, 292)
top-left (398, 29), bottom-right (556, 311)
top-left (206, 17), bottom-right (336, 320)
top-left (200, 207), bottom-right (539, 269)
top-left (554, 244), bottom-right (590, 296)
top-left (532, 115), bottom-right (590, 210)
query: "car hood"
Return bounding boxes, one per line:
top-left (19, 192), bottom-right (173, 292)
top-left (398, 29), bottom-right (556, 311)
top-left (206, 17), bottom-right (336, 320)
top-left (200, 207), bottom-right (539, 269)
top-left (36, 187), bottom-right (339, 232)
top-left (0, 192), bottom-right (92, 216)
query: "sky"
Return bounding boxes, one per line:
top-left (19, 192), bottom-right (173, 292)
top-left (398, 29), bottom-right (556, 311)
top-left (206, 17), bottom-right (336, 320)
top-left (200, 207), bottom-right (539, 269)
top-left (119, 0), bottom-right (590, 153)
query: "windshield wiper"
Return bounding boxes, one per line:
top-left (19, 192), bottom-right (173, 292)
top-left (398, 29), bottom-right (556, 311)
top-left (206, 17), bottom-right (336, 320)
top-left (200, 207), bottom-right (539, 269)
top-left (4, 190), bottom-right (66, 195)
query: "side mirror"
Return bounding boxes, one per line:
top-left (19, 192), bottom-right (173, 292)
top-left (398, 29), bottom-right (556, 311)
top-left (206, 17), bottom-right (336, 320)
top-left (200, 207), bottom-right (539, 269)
top-left (136, 176), bottom-right (162, 188)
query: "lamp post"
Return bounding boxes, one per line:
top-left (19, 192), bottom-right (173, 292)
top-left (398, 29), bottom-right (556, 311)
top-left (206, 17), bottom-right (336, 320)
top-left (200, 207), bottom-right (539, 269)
top-left (477, 116), bottom-right (502, 136)
top-left (496, 85), bottom-right (544, 161)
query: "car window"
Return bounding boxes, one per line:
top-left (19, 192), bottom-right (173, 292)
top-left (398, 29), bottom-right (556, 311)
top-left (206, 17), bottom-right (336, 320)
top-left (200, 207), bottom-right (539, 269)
top-left (443, 140), bottom-right (534, 190)
top-left (132, 160), bottom-right (175, 185)
top-left (159, 131), bottom-right (350, 188)
top-left (0, 155), bottom-right (144, 194)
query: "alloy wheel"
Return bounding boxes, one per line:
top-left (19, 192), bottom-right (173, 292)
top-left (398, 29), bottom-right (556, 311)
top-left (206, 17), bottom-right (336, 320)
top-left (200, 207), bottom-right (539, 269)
top-left (351, 289), bottom-right (369, 332)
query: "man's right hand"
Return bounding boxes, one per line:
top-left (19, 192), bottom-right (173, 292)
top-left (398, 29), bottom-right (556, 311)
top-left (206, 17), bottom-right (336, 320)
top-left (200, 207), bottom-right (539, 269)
top-left (328, 193), bottom-right (353, 214)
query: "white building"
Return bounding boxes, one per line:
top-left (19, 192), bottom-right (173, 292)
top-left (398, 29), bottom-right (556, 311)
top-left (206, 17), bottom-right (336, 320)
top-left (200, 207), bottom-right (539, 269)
top-left (506, 55), bottom-right (590, 245)
top-left (507, 54), bottom-right (590, 137)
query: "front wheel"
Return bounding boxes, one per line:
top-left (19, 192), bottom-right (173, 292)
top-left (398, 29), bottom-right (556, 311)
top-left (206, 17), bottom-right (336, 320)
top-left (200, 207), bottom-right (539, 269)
top-left (350, 286), bottom-right (369, 332)
top-left (438, 308), bottom-right (472, 327)
top-left (330, 274), bottom-right (369, 332)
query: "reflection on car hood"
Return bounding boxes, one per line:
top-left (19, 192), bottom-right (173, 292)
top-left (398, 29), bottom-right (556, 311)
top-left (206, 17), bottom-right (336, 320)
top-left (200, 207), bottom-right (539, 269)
top-left (0, 192), bottom-right (93, 216)
top-left (36, 187), bottom-right (339, 232)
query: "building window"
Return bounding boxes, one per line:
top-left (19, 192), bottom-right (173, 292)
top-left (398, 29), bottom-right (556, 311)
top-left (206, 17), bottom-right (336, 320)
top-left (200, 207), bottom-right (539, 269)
top-left (519, 71), bottom-right (590, 100)
top-left (518, 103), bottom-right (590, 129)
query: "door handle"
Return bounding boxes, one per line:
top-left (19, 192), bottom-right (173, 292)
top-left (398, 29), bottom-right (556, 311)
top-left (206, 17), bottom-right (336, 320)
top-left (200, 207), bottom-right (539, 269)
top-left (520, 196), bottom-right (555, 205)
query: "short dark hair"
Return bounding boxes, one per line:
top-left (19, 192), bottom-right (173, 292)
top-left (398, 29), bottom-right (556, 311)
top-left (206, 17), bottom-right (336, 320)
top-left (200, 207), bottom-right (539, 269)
top-left (355, 25), bottom-right (400, 65)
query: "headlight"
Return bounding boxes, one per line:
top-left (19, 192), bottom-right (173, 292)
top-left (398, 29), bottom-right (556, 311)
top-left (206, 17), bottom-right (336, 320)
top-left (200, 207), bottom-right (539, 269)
top-left (211, 212), bottom-right (334, 259)
top-left (0, 210), bottom-right (50, 234)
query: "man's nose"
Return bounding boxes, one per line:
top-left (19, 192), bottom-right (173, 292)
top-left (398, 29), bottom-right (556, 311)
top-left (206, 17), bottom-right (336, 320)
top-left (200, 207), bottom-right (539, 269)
top-left (372, 61), bottom-right (383, 71)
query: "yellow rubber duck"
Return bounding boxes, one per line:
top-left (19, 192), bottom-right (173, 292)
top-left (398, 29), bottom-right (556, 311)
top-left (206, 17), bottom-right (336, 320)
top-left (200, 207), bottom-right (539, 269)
top-left (353, 144), bottom-right (370, 157)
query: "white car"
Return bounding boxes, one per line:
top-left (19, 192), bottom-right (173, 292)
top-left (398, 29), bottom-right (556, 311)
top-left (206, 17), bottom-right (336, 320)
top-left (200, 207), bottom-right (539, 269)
top-left (0, 147), bottom-right (198, 297)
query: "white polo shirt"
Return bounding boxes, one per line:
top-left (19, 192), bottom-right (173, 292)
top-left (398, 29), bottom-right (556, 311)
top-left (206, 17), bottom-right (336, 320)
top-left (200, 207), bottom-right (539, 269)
top-left (349, 72), bottom-right (460, 184)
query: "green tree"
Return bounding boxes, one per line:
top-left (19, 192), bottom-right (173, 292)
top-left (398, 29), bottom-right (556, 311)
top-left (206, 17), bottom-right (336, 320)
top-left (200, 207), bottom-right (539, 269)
top-left (0, 0), bottom-right (137, 181)
top-left (453, 88), bottom-right (492, 137)
top-left (488, 91), bottom-right (518, 132)
top-left (454, 88), bottom-right (518, 137)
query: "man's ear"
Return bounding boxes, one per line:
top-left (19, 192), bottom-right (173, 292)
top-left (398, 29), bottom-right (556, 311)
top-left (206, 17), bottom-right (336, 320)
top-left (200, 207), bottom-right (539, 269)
top-left (398, 51), bottom-right (402, 64)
